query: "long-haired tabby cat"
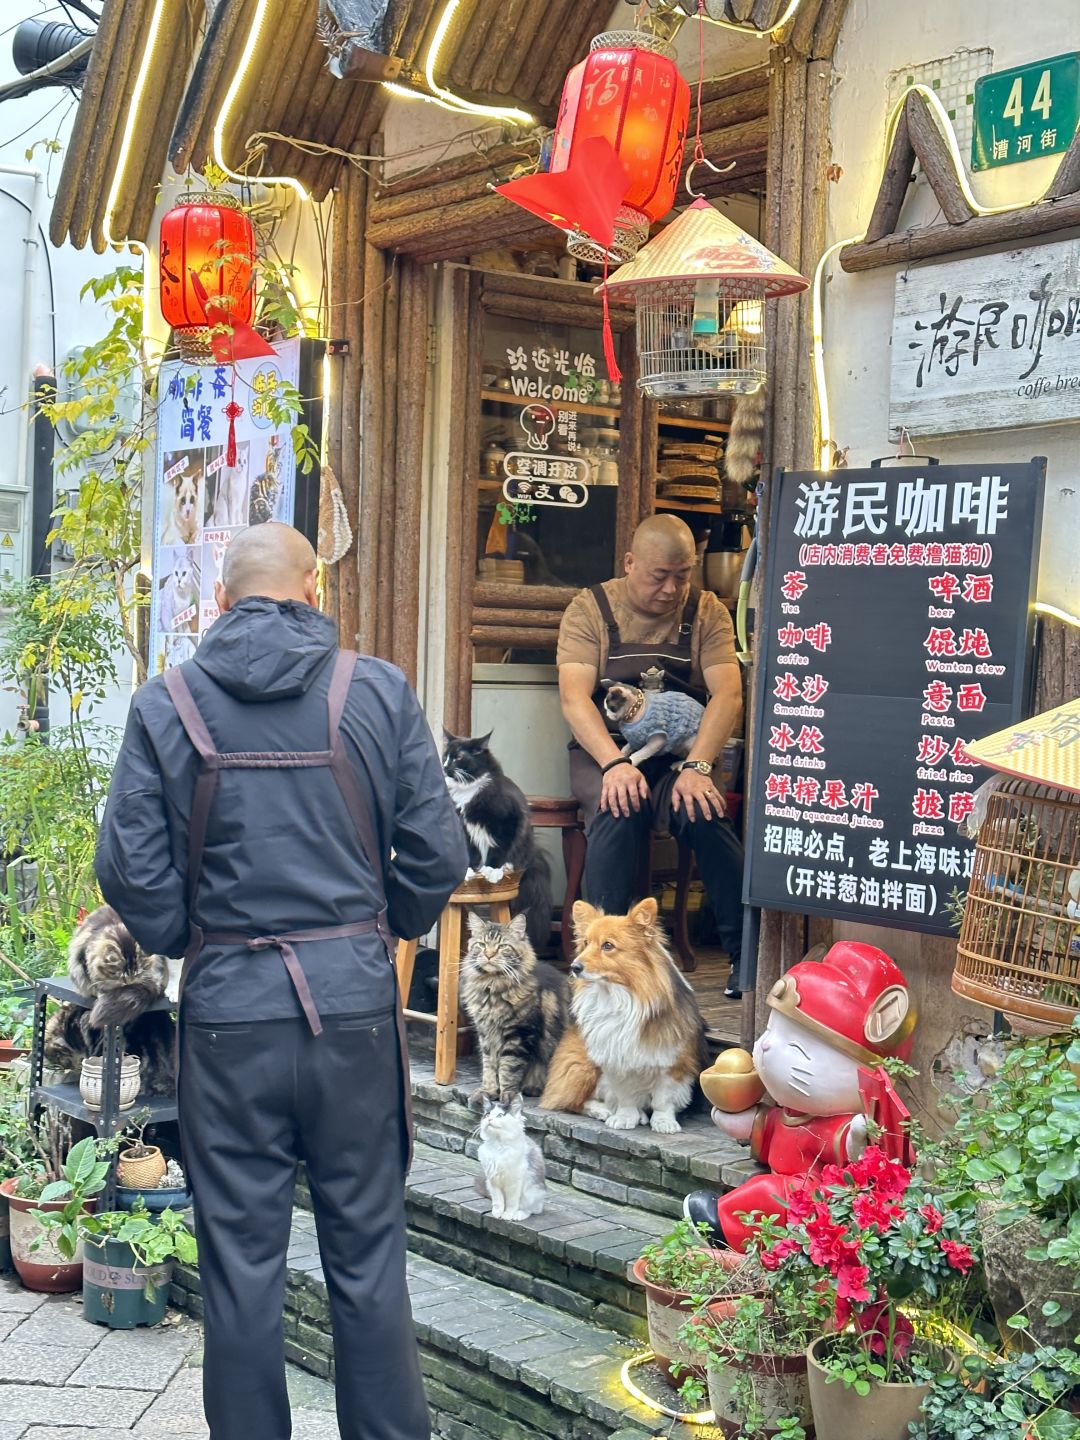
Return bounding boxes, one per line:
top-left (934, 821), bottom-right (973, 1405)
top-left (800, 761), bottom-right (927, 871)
top-left (461, 912), bottom-right (569, 1105)
top-left (44, 905), bottom-right (176, 1094)
top-left (443, 730), bottom-right (553, 950)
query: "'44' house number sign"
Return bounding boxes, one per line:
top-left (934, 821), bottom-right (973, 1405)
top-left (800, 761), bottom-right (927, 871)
top-left (972, 52), bottom-right (1080, 170)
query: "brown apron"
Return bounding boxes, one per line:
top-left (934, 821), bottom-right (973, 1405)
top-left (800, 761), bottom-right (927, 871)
top-left (162, 647), bottom-right (414, 1164)
top-left (570, 584), bottom-right (707, 827)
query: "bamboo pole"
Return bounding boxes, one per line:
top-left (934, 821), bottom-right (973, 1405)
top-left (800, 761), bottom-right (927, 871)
top-left (357, 233), bottom-right (387, 655)
top-left (840, 191), bottom-right (1080, 272)
top-left (69, 0), bottom-right (147, 251)
top-left (905, 90), bottom-right (973, 225)
top-left (376, 262), bottom-right (401, 660)
top-left (50, 0), bottom-right (128, 245)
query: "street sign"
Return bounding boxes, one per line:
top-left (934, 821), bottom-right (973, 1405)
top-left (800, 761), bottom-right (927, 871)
top-left (743, 461), bottom-right (1044, 936)
top-left (972, 52), bottom-right (1080, 170)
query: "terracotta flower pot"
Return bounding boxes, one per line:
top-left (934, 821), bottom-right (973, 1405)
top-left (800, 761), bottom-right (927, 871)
top-left (0, 1187), bottom-right (10, 1272)
top-left (0, 1177), bottom-right (98, 1293)
top-left (707, 1346), bottom-right (815, 1438)
top-left (806, 1335), bottom-right (947, 1440)
top-left (0, 1041), bottom-right (29, 1066)
top-left (631, 1250), bottom-right (749, 1384)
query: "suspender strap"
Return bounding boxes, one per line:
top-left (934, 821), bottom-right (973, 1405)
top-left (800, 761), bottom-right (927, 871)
top-left (590, 583), bottom-right (621, 641)
top-left (163, 665), bottom-right (220, 913)
top-left (678, 587), bottom-right (701, 641)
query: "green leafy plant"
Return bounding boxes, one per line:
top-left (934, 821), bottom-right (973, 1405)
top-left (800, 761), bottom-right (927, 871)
top-left (639, 1218), bottom-right (754, 1302)
top-left (0, 1063), bottom-right (36, 1181)
top-left (940, 1018), bottom-right (1080, 1274)
top-left (908, 1345), bottom-right (1080, 1440)
top-left (25, 1134), bottom-right (111, 1257)
top-left (79, 1200), bottom-right (197, 1270)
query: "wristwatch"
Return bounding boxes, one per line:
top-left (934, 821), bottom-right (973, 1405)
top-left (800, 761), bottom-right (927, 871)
top-left (673, 759), bottom-right (713, 776)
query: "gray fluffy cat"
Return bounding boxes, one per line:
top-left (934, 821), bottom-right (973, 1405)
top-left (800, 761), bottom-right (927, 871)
top-left (461, 912), bottom-right (568, 1105)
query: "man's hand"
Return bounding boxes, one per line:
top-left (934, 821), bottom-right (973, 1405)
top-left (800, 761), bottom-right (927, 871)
top-left (600, 763), bottom-right (649, 818)
top-left (671, 766), bottom-right (726, 822)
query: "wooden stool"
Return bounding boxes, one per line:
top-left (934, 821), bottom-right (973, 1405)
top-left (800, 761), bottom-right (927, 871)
top-left (526, 797), bottom-right (586, 968)
top-left (395, 871), bottom-right (520, 1086)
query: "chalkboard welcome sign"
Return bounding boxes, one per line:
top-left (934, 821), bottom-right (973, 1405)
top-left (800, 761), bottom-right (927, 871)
top-left (744, 461), bottom-right (1045, 936)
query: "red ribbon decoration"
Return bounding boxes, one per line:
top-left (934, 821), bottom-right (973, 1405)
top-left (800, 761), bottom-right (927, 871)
top-left (187, 269), bottom-right (275, 362)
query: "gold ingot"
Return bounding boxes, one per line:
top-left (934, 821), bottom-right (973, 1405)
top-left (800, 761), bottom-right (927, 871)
top-left (700, 1048), bottom-right (765, 1113)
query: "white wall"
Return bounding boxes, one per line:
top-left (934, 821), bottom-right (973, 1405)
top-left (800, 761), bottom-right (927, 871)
top-left (825, 0), bottom-right (1080, 614)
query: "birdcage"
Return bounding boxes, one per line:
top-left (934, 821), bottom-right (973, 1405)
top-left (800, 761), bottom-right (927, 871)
top-left (602, 198), bottom-right (807, 399)
top-left (953, 777), bottom-right (1080, 1032)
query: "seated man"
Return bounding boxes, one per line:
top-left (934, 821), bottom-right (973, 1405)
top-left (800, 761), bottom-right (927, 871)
top-left (557, 514), bottom-right (746, 997)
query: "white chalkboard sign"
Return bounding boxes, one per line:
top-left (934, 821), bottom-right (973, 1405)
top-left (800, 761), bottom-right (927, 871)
top-left (889, 237), bottom-right (1080, 439)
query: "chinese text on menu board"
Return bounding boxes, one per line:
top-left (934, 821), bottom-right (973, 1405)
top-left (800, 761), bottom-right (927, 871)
top-left (743, 461), bottom-right (1045, 935)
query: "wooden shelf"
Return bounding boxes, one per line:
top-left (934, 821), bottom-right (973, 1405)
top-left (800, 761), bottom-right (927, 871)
top-left (657, 415), bottom-right (731, 433)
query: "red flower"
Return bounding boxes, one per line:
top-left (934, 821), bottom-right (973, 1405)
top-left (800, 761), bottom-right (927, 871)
top-left (855, 1303), bottom-right (914, 1357)
top-left (853, 1191), bottom-right (902, 1233)
top-left (920, 1204), bottom-right (944, 1234)
top-left (806, 1212), bottom-right (850, 1269)
top-left (785, 1182), bottom-right (815, 1224)
top-left (940, 1239), bottom-right (974, 1273)
top-left (760, 1237), bottom-right (800, 1272)
top-left (835, 1260), bottom-right (871, 1303)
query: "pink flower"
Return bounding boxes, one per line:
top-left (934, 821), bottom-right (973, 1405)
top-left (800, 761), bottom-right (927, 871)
top-left (940, 1239), bottom-right (974, 1273)
top-left (920, 1204), bottom-right (944, 1234)
top-left (855, 1303), bottom-right (914, 1357)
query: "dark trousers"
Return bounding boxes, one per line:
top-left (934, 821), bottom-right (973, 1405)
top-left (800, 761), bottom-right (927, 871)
top-left (179, 1011), bottom-right (428, 1440)
top-left (582, 760), bottom-right (746, 981)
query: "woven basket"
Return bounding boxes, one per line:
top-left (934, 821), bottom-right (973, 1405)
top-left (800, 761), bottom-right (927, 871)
top-left (117, 1146), bottom-right (167, 1190)
top-left (952, 777), bottom-right (1080, 1029)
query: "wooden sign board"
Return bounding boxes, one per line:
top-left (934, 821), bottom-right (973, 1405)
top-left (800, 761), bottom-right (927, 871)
top-left (889, 237), bottom-right (1080, 439)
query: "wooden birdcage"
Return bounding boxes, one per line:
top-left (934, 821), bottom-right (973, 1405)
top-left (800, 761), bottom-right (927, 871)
top-left (953, 777), bottom-right (1080, 1031)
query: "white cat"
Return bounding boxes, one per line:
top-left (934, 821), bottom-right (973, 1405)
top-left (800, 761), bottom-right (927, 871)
top-left (476, 1095), bottom-right (547, 1221)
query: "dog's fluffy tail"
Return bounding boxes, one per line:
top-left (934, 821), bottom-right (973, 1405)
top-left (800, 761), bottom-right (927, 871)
top-left (540, 1027), bottom-right (599, 1113)
top-left (89, 980), bottom-right (162, 1029)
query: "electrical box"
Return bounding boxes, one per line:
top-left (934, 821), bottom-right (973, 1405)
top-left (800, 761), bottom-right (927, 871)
top-left (0, 491), bottom-right (24, 583)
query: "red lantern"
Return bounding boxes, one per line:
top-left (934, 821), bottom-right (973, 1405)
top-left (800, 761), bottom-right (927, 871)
top-left (159, 196), bottom-right (256, 339)
top-left (550, 32), bottom-right (689, 263)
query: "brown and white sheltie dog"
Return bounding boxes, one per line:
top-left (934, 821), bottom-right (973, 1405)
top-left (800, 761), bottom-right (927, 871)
top-left (540, 898), bottom-right (708, 1134)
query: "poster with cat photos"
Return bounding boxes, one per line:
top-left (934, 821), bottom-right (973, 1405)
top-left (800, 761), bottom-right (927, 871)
top-left (150, 338), bottom-right (300, 674)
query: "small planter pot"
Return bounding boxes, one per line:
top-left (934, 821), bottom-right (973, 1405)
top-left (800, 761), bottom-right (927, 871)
top-left (117, 1146), bottom-right (167, 1190)
top-left (0, 1040), bottom-right (29, 1066)
top-left (707, 1347), bottom-right (815, 1438)
top-left (0, 1177), bottom-right (97, 1293)
top-left (806, 1336), bottom-right (948, 1440)
top-left (115, 1185), bottom-right (191, 1214)
top-left (82, 1237), bottom-right (173, 1329)
top-left (631, 1250), bottom-right (749, 1384)
top-left (79, 1055), bottom-right (141, 1112)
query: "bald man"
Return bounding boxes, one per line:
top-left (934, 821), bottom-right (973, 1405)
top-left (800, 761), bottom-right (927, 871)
top-left (96, 523), bottom-right (467, 1440)
top-left (558, 515), bottom-right (745, 995)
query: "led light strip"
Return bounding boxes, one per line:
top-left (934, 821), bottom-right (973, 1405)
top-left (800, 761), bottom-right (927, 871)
top-left (814, 82), bottom-right (1063, 471)
top-left (619, 1352), bottom-right (716, 1424)
top-left (383, 0), bottom-right (535, 125)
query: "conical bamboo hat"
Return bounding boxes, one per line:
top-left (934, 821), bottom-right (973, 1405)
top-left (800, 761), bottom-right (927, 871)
top-left (967, 696), bottom-right (1080, 794)
top-left (602, 198), bottom-right (808, 298)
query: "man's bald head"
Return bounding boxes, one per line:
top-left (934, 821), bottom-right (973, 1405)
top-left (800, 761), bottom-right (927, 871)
top-left (623, 514), bottom-right (698, 618)
top-left (215, 523), bottom-right (318, 613)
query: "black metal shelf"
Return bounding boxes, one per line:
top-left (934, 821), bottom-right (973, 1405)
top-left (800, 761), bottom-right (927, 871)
top-left (36, 976), bottom-right (177, 1014)
top-left (29, 1083), bottom-right (179, 1132)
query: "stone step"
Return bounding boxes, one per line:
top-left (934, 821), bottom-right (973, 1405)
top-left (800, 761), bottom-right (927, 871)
top-left (172, 1215), bottom-right (722, 1440)
top-left (405, 1141), bottom-right (670, 1338)
top-left (407, 1055), bottom-right (759, 1221)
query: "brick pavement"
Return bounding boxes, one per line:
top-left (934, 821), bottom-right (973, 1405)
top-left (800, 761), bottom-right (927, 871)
top-left (0, 1275), bottom-right (340, 1439)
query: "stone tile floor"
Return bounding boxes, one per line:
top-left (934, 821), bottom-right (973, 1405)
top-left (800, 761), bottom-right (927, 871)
top-left (0, 1275), bottom-right (341, 1439)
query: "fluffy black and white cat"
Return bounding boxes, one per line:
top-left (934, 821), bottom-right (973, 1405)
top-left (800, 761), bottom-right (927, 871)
top-left (442, 730), bottom-right (553, 952)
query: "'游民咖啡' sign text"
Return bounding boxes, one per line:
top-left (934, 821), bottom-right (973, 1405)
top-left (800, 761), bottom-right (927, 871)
top-left (743, 461), bottom-right (1045, 935)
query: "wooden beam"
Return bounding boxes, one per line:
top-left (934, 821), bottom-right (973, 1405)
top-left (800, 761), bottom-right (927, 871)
top-left (471, 626), bottom-right (559, 649)
top-left (1046, 123), bottom-right (1080, 199)
top-left (51, 0), bottom-right (129, 245)
top-left (442, 268), bottom-right (472, 735)
top-left (337, 163), bottom-right (366, 650)
top-left (470, 0), bottom-right (529, 93)
top-left (475, 608), bottom-right (562, 628)
top-left (392, 260), bottom-right (430, 685)
top-left (839, 190), bottom-right (1080, 272)
top-left (357, 236), bottom-right (387, 654)
top-left (811, 0), bottom-right (850, 60)
top-left (905, 90), bottom-right (972, 226)
top-left (475, 582), bottom-right (576, 610)
top-left (457, 271), bottom-right (485, 731)
top-left (789, 0), bottom-right (827, 57)
top-left (512, 0), bottom-right (578, 103)
top-left (794, 57), bottom-right (831, 470)
top-left (863, 108), bottom-right (914, 245)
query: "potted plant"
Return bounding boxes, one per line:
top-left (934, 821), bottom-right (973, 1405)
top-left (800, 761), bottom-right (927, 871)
top-left (1, 1130), bottom-right (109, 1291)
top-left (908, 1344), bottom-right (1080, 1439)
top-left (0, 989), bottom-right (32, 1065)
top-left (938, 1017), bottom-right (1080, 1347)
top-left (677, 1269), bottom-right (833, 1439)
top-left (631, 1218), bottom-right (761, 1383)
top-left (36, 1199), bottom-right (197, 1329)
top-left (115, 1108), bottom-right (167, 1189)
top-left (752, 1146), bottom-right (979, 1440)
top-left (0, 1064), bottom-right (37, 1271)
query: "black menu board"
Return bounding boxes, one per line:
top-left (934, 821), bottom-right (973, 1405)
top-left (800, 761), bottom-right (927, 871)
top-left (744, 460), bottom-right (1045, 935)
